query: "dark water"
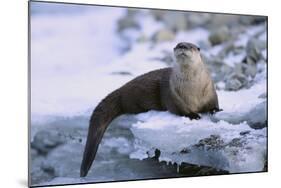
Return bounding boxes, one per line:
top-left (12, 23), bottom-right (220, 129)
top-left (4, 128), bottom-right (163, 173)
top-left (30, 115), bottom-right (183, 186)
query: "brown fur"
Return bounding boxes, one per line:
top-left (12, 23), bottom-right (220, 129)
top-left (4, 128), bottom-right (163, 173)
top-left (80, 42), bottom-right (219, 177)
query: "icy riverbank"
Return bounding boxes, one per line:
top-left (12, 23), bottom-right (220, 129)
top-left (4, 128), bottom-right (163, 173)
top-left (30, 2), bottom-right (267, 186)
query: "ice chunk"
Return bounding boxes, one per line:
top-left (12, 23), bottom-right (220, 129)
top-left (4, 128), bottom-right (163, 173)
top-left (129, 75), bottom-right (267, 173)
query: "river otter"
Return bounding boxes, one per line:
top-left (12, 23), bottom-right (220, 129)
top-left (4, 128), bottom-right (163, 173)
top-left (80, 42), bottom-right (220, 177)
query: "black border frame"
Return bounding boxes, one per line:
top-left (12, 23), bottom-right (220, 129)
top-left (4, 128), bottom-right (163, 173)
top-left (28, 1), bottom-right (268, 187)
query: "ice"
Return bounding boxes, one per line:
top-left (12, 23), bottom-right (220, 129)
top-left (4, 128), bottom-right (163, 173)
top-left (129, 69), bottom-right (267, 173)
top-left (130, 112), bottom-right (266, 172)
top-left (30, 3), bottom-right (267, 185)
top-left (102, 137), bottom-right (133, 155)
top-left (40, 177), bottom-right (96, 186)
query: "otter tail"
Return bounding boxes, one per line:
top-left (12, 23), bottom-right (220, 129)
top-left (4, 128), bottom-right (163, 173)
top-left (80, 91), bottom-right (123, 177)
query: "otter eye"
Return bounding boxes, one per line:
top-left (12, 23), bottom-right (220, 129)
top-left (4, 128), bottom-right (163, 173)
top-left (197, 47), bottom-right (200, 51)
top-left (179, 45), bottom-right (187, 49)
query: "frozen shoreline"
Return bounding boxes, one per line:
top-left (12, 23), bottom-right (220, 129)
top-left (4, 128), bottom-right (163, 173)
top-left (30, 3), bottom-right (267, 186)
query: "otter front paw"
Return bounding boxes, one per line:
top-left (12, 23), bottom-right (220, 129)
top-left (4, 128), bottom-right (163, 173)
top-left (188, 113), bottom-right (201, 120)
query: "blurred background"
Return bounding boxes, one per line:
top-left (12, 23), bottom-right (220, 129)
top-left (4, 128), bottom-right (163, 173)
top-left (30, 2), bottom-right (267, 186)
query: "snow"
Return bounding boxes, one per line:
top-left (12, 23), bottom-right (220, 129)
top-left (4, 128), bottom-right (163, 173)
top-left (130, 109), bottom-right (266, 173)
top-left (30, 2), bottom-right (267, 186)
top-left (223, 51), bottom-right (246, 67)
top-left (129, 69), bottom-right (267, 173)
top-left (30, 7), bottom-right (211, 121)
top-left (130, 115), bottom-right (266, 172)
top-left (235, 25), bottom-right (266, 47)
top-left (31, 4), bottom-right (127, 118)
top-left (135, 11), bottom-right (165, 39)
top-left (175, 28), bottom-right (210, 45)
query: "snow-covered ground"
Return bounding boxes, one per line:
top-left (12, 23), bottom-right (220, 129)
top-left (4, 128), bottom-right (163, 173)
top-left (30, 2), bottom-right (267, 186)
top-left (31, 3), bottom-right (126, 120)
top-left (130, 70), bottom-right (267, 173)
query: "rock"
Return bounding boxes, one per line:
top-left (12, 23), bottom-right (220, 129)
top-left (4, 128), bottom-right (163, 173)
top-left (240, 16), bottom-right (266, 25)
top-left (150, 11), bottom-right (188, 31)
top-left (217, 42), bottom-right (236, 59)
top-left (232, 46), bottom-right (245, 55)
top-left (43, 143), bottom-right (84, 178)
top-left (151, 149), bottom-right (161, 160)
top-left (233, 72), bottom-right (248, 84)
top-left (143, 148), bottom-right (229, 176)
top-left (126, 9), bottom-right (139, 17)
top-left (239, 17), bottom-right (257, 25)
top-left (117, 14), bottom-right (140, 32)
top-left (209, 26), bottom-right (231, 46)
top-left (195, 166), bottom-right (229, 176)
top-left (240, 131), bottom-right (251, 136)
top-left (198, 40), bottom-right (212, 50)
top-left (227, 138), bottom-right (244, 147)
top-left (111, 71), bottom-right (133, 76)
top-left (225, 78), bottom-right (242, 91)
top-left (180, 147), bottom-right (191, 154)
top-left (31, 156), bottom-right (56, 185)
top-left (187, 13), bottom-right (210, 28)
top-left (263, 158), bottom-right (268, 171)
top-left (259, 92), bottom-right (267, 99)
top-left (162, 12), bottom-right (188, 32)
top-left (31, 130), bottom-right (65, 155)
top-left (208, 14), bottom-right (239, 29)
top-left (179, 162), bottom-right (229, 176)
top-left (225, 71), bottom-right (249, 91)
top-left (41, 162), bottom-right (56, 176)
top-left (31, 148), bottom-right (38, 159)
top-left (239, 16), bottom-right (266, 26)
top-left (246, 38), bottom-right (265, 64)
top-left (247, 101), bottom-right (267, 129)
top-left (220, 64), bottom-right (233, 75)
top-left (195, 135), bottom-right (224, 150)
top-left (242, 63), bottom-right (257, 78)
top-left (150, 10), bottom-right (166, 21)
top-left (152, 29), bottom-right (175, 43)
top-left (233, 63), bottom-right (257, 79)
top-left (136, 34), bottom-right (149, 43)
top-left (210, 62), bottom-right (233, 83)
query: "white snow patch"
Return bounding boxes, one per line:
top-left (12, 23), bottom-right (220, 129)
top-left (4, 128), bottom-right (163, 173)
top-left (176, 28), bottom-right (209, 45)
top-left (129, 70), bottom-right (267, 173)
top-left (137, 12), bottom-right (164, 38)
top-left (102, 137), bottom-right (132, 154)
top-left (223, 51), bottom-right (246, 67)
top-left (31, 7), bottom-right (127, 119)
top-left (235, 25), bottom-right (266, 47)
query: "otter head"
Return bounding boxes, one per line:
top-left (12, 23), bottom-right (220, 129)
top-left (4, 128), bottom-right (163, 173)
top-left (173, 42), bottom-right (201, 67)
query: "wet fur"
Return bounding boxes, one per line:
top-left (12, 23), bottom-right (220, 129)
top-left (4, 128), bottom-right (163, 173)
top-left (80, 43), bottom-right (219, 177)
